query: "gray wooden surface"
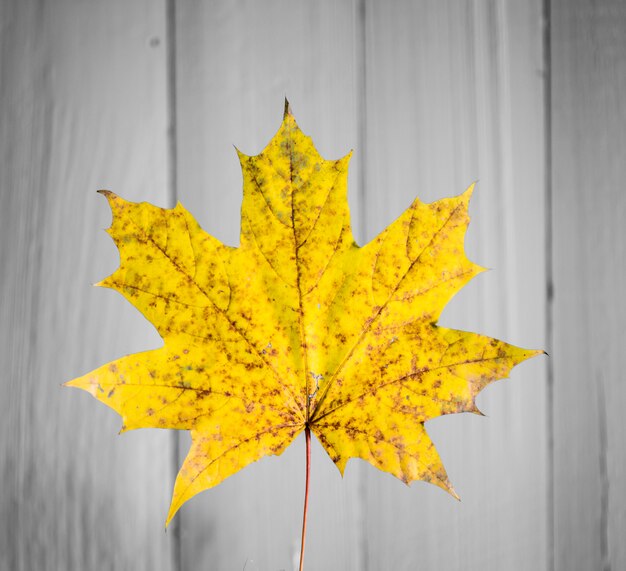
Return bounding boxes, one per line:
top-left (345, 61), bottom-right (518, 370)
top-left (0, 1), bottom-right (623, 570)
top-left (552, 2), bottom-right (626, 570)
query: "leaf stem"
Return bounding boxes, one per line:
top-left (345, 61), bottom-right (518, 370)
top-left (298, 426), bottom-right (311, 571)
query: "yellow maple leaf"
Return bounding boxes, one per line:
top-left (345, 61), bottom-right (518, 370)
top-left (67, 102), bottom-right (541, 527)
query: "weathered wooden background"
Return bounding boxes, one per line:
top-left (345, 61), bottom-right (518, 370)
top-left (1, 1), bottom-right (624, 570)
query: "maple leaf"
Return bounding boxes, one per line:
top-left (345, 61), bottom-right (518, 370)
top-left (67, 102), bottom-right (541, 526)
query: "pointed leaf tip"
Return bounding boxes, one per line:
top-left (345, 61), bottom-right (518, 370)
top-left (165, 499), bottom-right (181, 528)
top-left (97, 190), bottom-right (119, 212)
top-left (463, 182), bottom-right (477, 201)
top-left (283, 97), bottom-right (292, 119)
top-left (447, 484), bottom-right (460, 501)
top-left (234, 145), bottom-right (250, 162)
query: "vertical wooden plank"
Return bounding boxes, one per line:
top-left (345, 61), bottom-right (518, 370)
top-left (175, 1), bottom-right (363, 569)
top-left (552, 2), bottom-right (626, 570)
top-left (362, 1), bottom-right (547, 569)
top-left (0, 1), bottom-right (175, 569)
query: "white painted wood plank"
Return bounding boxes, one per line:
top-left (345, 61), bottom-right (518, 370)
top-left (0, 1), bottom-right (175, 569)
top-left (175, 2), bottom-right (363, 570)
top-left (362, 2), bottom-right (547, 569)
top-left (552, 2), bottom-right (626, 570)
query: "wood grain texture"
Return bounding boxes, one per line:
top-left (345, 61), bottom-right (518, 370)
top-left (362, 1), bottom-right (547, 569)
top-left (552, 2), bottom-right (626, 570)
top-left (174, 2), bottom-right (364, 570)
top-left (0, 1), bottom-right (175, 569)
